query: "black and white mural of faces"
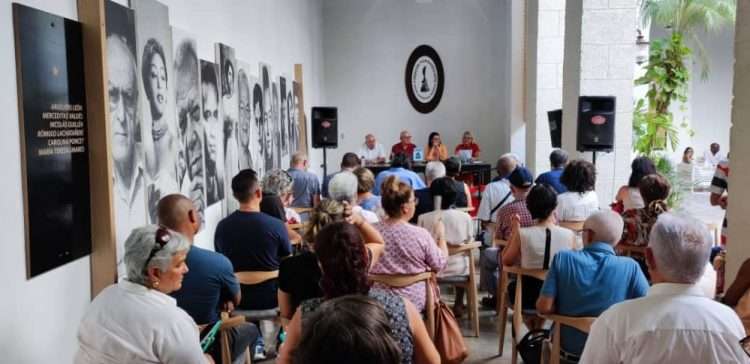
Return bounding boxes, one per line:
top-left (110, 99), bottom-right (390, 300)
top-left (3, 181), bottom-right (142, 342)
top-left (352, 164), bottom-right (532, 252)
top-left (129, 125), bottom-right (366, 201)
top-left (217, 44), bottom-right (239, 214)
top-left (252, 79), bottom-right (266, 176)
top-left (134, 0), bottom-right (177, 223)
top-left (201, 60), bottom-right (224, 206)
top-left (172, 28), bottom-right (205, 223)
top-left (237, 67), bottom-right (252, 170)
top-left (279, 76), bottom-right (288, 162)
top-left (272, 81), bottom-right (280, 169)
top-left (260, 63), bottom-right (274, 172)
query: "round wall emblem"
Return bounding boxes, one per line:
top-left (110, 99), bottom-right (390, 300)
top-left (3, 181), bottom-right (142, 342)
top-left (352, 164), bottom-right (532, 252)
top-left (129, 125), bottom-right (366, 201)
top-left (405, 45), bottom-right (444, 114)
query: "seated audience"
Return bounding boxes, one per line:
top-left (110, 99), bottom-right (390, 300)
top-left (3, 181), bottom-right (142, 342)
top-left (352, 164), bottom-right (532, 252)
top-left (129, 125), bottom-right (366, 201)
top-left (358, 133), bottom-right (387, 164)
top-left (581, 213), bottom-right (747, 363)
top-left (704, 142), bottom-right (725, 168)
top-left (353, 166), bottom-right (382, 213)
top-left (613, 156), bottom-right (655, 212)
top-left (293, 295), bottom-right (404, 364)
top-left (619, 174), bottom-right (671, 247)
top-left (535, 149), bottom-right (568, 193)
top-left (477, 154), bottom-right (517, 227)
top-left (682, 146), bottom-right (694, 165)
top-left (491, 153), bottom-right (519, 183)
top-left (411, 161), bottom-right (446, 224)
top-left (454, 130), bottom-right (481, 159)
top-left (214, 169), bottom-right (292, 358)
top-left (556, 159), bottom-right (599, 222)
top-left (418, 177), bottom-right (474, 317)
top-left (444, 156), bottom-right (472, 209)
top-left (158, 195), bottom-right (257, 363)
top-left (723, 258), bottom-right (750, 334)
top-left (371, 176), bottom-right (448, 312)
top-left (536, 210), bottom-right (649, 359)
top-left (479, 167), bottom-right (535, 308)
top-left (261, 169), bottom-right (302, 243)
top-left (390, 129), bottom-right (417, 160)
top-left (75, 225), bottom-right (211, 363)
top-left (287, 152), bottom-right (321, 209)
top-left (374, 153), bottom-right (426, 195)
top-left (278, 222), bottom-right (440, 364)
top-left (501, 184), bottom-right (576, 330)
top-left (278, 199), bottom-right (384, 321)
top-left (322, 152), bottom-right (360, 198)
top-left (328, 171), bottom-right (379, 224)
top-left (425, 131), bottom-right (449, 161)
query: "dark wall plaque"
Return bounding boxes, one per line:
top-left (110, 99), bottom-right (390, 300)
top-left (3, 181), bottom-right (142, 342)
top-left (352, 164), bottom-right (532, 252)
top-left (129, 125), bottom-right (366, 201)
top-left (13, 3), bottom-right (91, 278)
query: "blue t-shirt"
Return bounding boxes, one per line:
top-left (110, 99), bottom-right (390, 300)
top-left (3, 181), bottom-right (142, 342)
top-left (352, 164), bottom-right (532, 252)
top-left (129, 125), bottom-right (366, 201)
top-left (287, 168), bottom-right (321, 208)
top-left (535, 168), bottom-right (567, 193)
top-left (172, 246), bottom-right (239, 325)
top-left (373, 167), bottom-right (426, 195)
top-left (359, 195), bottom-right (381, 212)
top-left (540, 242), bottom-right (649, 355)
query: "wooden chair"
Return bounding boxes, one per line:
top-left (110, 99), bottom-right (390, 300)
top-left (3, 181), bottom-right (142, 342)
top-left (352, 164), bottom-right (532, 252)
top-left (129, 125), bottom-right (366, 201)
top-left (437, 241), bottom-right (482, 337)
top-left (559, 221), bottom-right (584, 232)
top-left (618, 244), bottom-right (647, 257)
top-left (233, 271), bottom-right (280, 324)
top-left (291, 207), bottom-right (313, 215)
top-left (497, 265), bottom-right (547, 363)
top-left (369, 272), bottom-right (436, 338)
top-left (541, 314), bottom-right (596, 364)
top-left (218, 312), bottom-right (253, 364)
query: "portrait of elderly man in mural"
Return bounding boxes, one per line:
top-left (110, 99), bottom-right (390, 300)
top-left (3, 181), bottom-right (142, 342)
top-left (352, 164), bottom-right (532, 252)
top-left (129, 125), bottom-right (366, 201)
top-left (260, 64), bottom-right (274, 172)
top-left (173, 35), bottom-right (205, 221)
top-left (237, 69), bottom-right (253, 170)
top-left (201, 60), bottom-right (224, 206)
top-left (253, 82), bottom-right (267, 177)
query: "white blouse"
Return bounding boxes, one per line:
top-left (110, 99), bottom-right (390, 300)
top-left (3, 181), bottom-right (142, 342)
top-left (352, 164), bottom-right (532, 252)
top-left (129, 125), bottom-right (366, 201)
top-left (418, 209), bottom-right (474, 277)
top-left (75, 280), bottom-right (207, 364)
top-left (519, 225), bottom-right (575, 269)
top-left (556, 191), bottom-right (600, 222)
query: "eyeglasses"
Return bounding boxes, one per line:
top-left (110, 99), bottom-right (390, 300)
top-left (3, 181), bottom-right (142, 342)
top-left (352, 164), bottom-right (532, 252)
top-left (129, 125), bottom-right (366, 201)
top-left (143, 227), bottom-right (171, 272)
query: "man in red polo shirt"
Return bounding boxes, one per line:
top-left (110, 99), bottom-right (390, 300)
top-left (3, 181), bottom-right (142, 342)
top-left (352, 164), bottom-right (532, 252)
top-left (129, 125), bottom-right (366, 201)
top-left (390, 129), bottom-right (417, 160)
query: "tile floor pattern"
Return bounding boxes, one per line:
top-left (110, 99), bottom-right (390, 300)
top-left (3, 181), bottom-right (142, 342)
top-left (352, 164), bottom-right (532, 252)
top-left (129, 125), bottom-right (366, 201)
top-left (254, 192), bottom-right (724, 363)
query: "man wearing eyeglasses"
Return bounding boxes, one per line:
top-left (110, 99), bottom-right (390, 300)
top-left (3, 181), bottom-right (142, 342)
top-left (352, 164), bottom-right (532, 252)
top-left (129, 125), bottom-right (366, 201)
top-left (158, 194), bottom-right (258, 363)
top-left (390, 130), bottom-right (417, 161)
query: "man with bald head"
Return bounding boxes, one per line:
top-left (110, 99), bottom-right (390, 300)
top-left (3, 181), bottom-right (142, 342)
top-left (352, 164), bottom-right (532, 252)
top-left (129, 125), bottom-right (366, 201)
top-left (158, 194), bottom-right (258, 362)
top-left (357, 134), bottom-right (386, 164)
top-left (536, 210), bottom-right (648, 360)
top-left (477, 153), bottom-right (518, 226)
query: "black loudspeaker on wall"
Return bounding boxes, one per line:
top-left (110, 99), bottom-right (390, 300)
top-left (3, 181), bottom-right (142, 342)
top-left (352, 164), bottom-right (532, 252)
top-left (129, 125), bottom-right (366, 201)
top-left (311, 107), bottom-right (338, 148)
top-left (577, 96), bottom-right (616, 152)
top-left (547, 109), bottom-right (562, 148)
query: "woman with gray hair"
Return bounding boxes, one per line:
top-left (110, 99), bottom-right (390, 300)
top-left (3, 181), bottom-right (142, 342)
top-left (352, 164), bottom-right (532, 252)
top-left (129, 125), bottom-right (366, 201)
top-left (75, 225), bottom-right (212, 363)
top-left (261, 169), bottom-right (301, 223)
top-left (329, 171), bottom-right (379, 224)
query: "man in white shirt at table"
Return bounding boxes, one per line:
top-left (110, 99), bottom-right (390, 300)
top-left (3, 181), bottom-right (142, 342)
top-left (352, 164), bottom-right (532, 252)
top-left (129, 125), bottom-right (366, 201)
top-left (357, 133), bottom-right (387, 164)
top-left (581, 213), bottom-right (747, 363)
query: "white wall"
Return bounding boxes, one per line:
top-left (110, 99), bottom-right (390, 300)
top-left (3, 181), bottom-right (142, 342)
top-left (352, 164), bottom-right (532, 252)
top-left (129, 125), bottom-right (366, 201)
top-left (320, 0), bottom-right (510, 169)
top-left (0, 0), bottom-right (325, 362)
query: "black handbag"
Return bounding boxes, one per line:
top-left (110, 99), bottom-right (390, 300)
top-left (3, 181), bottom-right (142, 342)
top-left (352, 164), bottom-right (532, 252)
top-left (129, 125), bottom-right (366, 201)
top-left (516, 329), bottom-right (550, 364)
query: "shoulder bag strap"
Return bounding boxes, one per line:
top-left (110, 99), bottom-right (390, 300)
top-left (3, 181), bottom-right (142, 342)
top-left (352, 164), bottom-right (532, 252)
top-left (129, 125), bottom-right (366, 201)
top-left (543, 228), bottom-right (552, 270)
top-left (490, 190), bottom-right (513, 216)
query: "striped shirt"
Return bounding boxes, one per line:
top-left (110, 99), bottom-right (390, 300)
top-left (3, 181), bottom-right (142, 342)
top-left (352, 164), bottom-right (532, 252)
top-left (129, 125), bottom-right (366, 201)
top-left (710, 159), bottom-right (729, 245)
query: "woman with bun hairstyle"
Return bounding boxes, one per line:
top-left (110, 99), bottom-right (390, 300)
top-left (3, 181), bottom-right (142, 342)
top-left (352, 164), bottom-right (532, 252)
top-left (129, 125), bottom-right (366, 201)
top-left (371, 175), bottom-right (448, 312)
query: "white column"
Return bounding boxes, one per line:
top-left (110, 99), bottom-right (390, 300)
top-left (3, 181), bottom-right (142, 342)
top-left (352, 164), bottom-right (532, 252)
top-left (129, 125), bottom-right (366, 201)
top-left (725, 0), bottom-right (750, 285)
top-left (561, 0), bottom-right (637, 207)
top-left (508, 0), bottom-right (527, 163)
top-left (525, 0), bottom-right (566, 175)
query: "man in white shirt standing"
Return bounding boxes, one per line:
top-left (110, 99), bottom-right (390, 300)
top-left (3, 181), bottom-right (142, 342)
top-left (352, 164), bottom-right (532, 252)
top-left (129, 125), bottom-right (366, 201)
top-left (581, 213), bottom-right (747, 363)
top-left (704, 142), bottom-right (726, 168)
top-left (357, 134), bottom-right (387, 164)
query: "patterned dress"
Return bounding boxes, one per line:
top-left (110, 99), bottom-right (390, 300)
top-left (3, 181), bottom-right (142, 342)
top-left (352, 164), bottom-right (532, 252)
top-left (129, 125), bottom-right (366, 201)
top-left (301, 289), bottom-right (414, 364)
top-left (371, 221), bottom-right (447, 311)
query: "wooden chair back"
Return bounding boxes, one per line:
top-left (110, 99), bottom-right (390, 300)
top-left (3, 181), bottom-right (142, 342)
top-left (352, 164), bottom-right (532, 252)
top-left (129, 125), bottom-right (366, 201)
top-left (618, 244), bottom-right (646, 257)
top-left (559, 221), bottom-right (584, 232)
top-left (219, 312), bottom-right (252, 364)
top-left (444, 241), bottom-right (481, 337)
top-left (541, 314), bottom-right (596, 364)
top-left (291, 207), bottom-right (314, 215)
top-left (497, 265), bottom-right (548, 363)
top-left (369, 272), bottom-right (435, 338)
top-left (235, 270), bottom-right (279, 286)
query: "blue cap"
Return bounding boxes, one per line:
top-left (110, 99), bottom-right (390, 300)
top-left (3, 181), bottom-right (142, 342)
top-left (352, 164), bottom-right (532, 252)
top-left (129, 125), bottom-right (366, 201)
top-left (508, 167), bottom-right (533, 188)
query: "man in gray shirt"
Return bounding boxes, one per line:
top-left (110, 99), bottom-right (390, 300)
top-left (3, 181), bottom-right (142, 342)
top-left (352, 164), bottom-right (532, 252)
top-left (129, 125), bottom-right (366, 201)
top-left (287, 152), bottom-right (321, 208)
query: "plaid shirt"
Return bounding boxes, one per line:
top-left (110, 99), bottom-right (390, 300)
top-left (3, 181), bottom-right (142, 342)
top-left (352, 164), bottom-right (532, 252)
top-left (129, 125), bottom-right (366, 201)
top-left (495, 199), bottom-right (534, 241)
